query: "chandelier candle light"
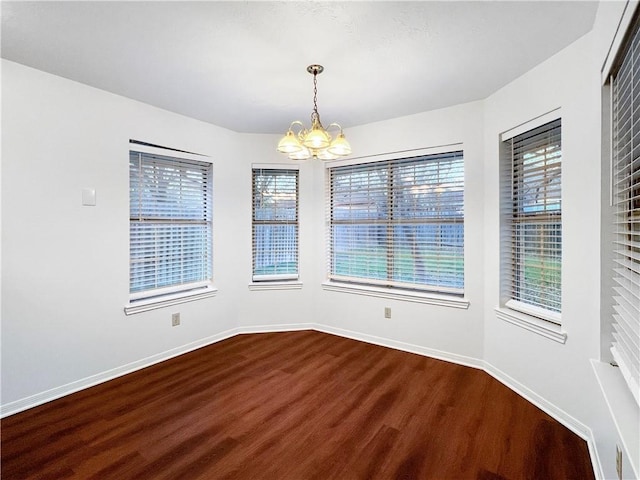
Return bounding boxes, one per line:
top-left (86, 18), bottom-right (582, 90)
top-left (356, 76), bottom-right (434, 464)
top-left (277, 65), bottom-right (352, 160)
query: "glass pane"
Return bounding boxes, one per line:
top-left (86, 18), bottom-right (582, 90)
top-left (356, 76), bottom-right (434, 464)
top-left (252, 169), bottom-right (299, 278)
top-left (129, 151), bottom-right (213, 294)
top-left (330, 152), bottom-right (464, 291)
top-left (130, 222), bottom-right (212, 293)
top-left (392, 223), bottom-right (464, 288)
top-left (253, 224), bottom-right (298, 275)
top-left (332, 224), bottom-right (387, 280)
top-left (253, 171), bottom-right (297, 221)
top-left (332, 167), bottom-right (389, 221)
top-left (512, 222), bottom-right (562, 312)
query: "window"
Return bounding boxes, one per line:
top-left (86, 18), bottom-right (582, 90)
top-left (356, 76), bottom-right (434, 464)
top-left (252, 167), bottom-right (299, 281)
top-left (610, 16), bottom-right (640, 406)
top-left (129, 145), bottom-right (213, 303)
top-left (327, 151), bottom-right (464, 294)
top-left (501, 119), bottom-right (562, 323)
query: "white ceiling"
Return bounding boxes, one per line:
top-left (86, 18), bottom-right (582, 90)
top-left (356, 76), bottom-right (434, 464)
top-left (1, 1), bottom-right (599, 134)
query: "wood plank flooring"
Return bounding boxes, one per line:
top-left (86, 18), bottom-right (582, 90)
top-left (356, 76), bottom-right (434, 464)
top-left (1, 330), bottom-right (594, 479)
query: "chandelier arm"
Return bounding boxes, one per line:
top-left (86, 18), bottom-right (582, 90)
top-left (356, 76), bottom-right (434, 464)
top-left (326, 122), bottom-right (344, 134)
top-left (288, 120), bottom-right (307, 140)
top-left (289, 120), bottom-right (305, 132)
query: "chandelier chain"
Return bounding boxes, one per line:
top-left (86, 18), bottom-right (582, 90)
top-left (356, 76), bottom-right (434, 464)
top-left (312, 71), bottom-right (319, 122)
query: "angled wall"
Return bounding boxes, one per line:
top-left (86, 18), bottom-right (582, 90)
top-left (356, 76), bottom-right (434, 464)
top-left (1, 60), bottom-right (244, 410)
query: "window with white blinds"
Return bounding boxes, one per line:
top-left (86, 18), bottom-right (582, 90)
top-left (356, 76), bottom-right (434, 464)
top-left (610, 16), bottom-right (640, 406)
top-left (129, 149), bottom-right (213, 300)
top-left (502, 119), bottom-right (562, 322)
top-left (328, 152), bottom-right (464, 294)
top-left (252, 168), bottom-right (299, 281)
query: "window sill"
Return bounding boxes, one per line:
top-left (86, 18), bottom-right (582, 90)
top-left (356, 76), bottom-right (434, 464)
top-left (248, 281), bottom-right (303, 291)
top-left (494, 306), bottom-right (566, 344)
top-left (124, 285), bottom-right (218, 315)
top-left (321, 281), bottom-right (469, 309)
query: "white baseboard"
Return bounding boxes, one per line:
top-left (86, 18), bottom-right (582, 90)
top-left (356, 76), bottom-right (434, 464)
top-left (314, 323), bottom-right (484, 370)
top-left (483, 362), bottom-right (591, 438)
top-left (0, 327), bottom-right (241, 418)
top-left (587, 436), bottom-right (605, 480)
top-left (237, 322), bottom-right (314, 334)
top-left (313, 324), bottom-right (602, 480)
top-left (0, 322), bottom-right (604, 480)
top-left (0, 323), bottom-right (315, 418)
top-left (483, 362), bottom-right (603, 480)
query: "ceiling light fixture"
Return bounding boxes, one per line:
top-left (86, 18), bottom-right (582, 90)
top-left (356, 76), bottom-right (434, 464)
top-left (277, 64), bottom-right (352, 161)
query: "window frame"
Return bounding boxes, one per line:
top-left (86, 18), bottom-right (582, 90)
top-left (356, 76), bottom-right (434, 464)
top-left (497, 113), bottom-right (565, 340)
top-left (324, 147), bottom-right (466, 302)
top-left (251, 165), bottom-right (300, 284)
top-left (608, 12), bottom-right (640, 407)
top-left (125, 142), bottom-right (216, 315)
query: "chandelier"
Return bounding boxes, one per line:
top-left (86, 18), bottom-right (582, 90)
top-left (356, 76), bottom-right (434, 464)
top-left (277, 64), bottom-right (352, 160)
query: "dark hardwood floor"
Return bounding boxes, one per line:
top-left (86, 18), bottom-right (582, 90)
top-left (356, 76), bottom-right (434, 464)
top-left (1, 330), bottom-right (594, 479)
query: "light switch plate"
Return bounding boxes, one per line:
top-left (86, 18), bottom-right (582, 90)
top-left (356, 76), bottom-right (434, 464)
top-left (82, 188), bottom-right (96, 206)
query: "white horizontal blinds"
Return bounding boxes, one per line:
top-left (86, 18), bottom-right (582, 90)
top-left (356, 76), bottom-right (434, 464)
top-left (252, 169), bottom-right (299, 281)
top-left (129, 151), bottom-right (213, 297)
top-left (507, 119), bottom-right (562, 317)
top-left (329, 151), bottom-right (464, 293)
top-left (611, 16), bottom-right (640, 406)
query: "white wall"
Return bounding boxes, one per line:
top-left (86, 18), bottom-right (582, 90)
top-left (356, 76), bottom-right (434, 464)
top-left (0, 61), bottom-right (339, 411)
top-left (1, 2), bottom-right (636, 477)
top-left (481, 2), bottom-right (634, 478)
top-left (1, 60), bottom-right (245, 408)
top-left (232, 133), bottom-right (318, 330)
top-left (311, 101), bottom-right (486, 365)
top-left (483, 28), bottom-right (602, 429)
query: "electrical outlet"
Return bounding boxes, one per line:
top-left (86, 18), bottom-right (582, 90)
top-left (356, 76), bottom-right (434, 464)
top-left (384, 307), bottom-right (391, 319)
top-left (616, 444), bottom-right (622, 480)
top-left (172, 313), bottom-right (180, 327)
